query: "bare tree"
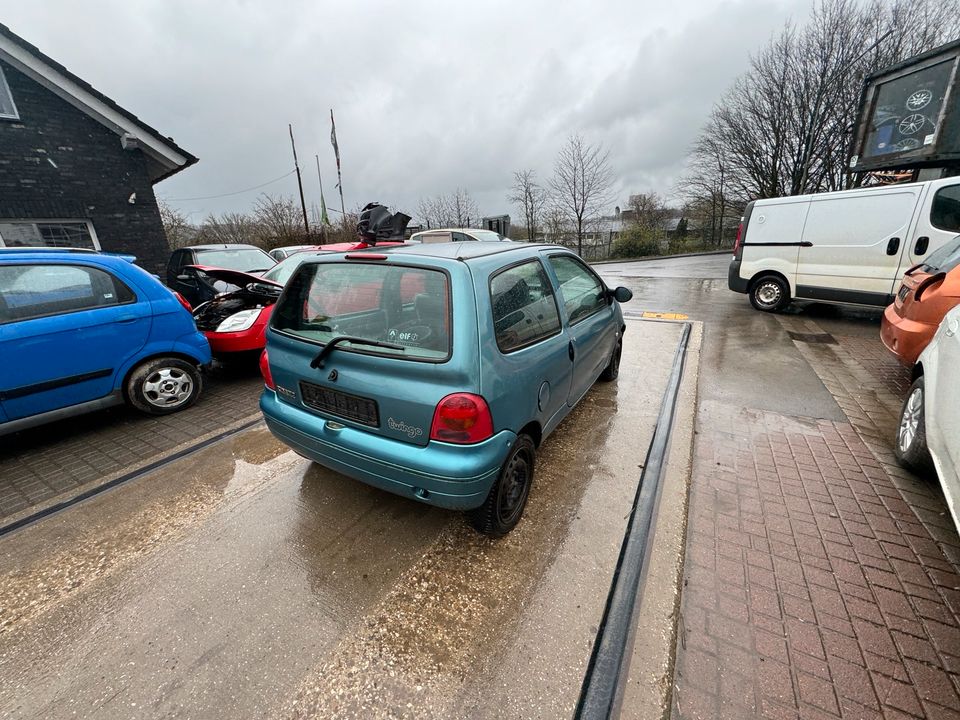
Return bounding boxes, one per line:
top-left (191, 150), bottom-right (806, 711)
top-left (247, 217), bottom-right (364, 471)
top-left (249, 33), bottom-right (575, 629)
top-left (418, 188), bottom-right (480, 228)
top-left (253, 194), bottom-right (310, 246)
top-left (549, 135), bottom-right (614, 256)
top-left (507, 170), bottom-right (547, 242)
top-left (158, 200), bottom-right (195, 249)
top-left (195, 212), bottom-right (260, 246)
top-left (681, 0), bottom-right (960, 210)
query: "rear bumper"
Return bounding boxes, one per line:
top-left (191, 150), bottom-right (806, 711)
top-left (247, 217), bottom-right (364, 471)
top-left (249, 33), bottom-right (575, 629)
top-left (259, 390), bottom-right (514, 510)
top-left (880, 304), bottom-right (936, 367)
top-left (728, 258), bottom-right (748, 293)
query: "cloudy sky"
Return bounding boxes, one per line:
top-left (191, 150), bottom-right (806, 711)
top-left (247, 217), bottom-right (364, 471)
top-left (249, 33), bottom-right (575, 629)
top-left (8, 0), bottom-right (808, 224)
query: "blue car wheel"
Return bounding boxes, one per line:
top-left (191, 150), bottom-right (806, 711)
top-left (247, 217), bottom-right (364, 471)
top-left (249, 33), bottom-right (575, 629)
top-left (469, 433), bottom-right (536, 537)
top-left (125, 357), bottom-right (202, 415)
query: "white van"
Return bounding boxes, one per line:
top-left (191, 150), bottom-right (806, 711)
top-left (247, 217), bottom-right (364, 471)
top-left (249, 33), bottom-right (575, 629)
top-left (728, 177), bottom-right (960, 311)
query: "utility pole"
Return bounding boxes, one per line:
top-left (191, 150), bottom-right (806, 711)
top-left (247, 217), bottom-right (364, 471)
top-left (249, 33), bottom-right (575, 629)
top-left (288, 124), bottom-right (310, 235)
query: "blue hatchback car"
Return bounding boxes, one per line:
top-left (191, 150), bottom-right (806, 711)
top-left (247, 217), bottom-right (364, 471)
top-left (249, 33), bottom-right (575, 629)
top-left (259, 243), bottom-right (632, 535)
top-left (0, 249), bottom-right (212, 436)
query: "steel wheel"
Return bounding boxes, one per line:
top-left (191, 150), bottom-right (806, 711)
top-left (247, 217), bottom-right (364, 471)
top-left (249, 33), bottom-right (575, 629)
top-left (496, 445), bottom-right (532, 527)
top-left (749, 275), bottom-right (790, 312)
top-left (468, 434), bottom-right (536, 537)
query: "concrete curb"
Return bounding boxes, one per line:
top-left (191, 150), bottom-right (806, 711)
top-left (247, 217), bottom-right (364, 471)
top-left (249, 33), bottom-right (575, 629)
top-left (620, 320), bottom-right (702, 719)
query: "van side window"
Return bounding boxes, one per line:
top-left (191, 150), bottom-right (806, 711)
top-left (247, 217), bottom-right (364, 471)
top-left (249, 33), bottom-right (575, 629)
top-left (490, 260), bottom-right (561, 353)
top-left (547, 255), bottom-right (607, 324)
top-left (0, 264), bottom-right (135, 323)
top-left (931, 186), bottom-right (960, 233)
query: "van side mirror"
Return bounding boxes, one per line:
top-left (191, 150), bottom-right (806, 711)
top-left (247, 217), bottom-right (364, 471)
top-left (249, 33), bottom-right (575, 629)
top-left (612, 286), bottom-right (632, 303)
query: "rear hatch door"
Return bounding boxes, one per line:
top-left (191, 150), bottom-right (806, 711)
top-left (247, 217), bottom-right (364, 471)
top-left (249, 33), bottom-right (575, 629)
top-left (267, 256), bottom-right (477, 447)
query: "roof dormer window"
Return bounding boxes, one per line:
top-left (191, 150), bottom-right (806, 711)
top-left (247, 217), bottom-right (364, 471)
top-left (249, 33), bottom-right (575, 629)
top-left (0, 65), bottom-right (18, 119)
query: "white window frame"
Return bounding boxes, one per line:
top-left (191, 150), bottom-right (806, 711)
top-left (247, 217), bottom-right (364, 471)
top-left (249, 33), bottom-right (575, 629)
top-left (0, 64), bottom-right (19, 120)
top-left (0, 219), bottom-right (100, 250)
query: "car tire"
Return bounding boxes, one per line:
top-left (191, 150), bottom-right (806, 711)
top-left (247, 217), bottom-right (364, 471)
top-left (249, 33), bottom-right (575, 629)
top-left (468, 434), bottom-right (536, 537)
top-left (600, 339), bottom-right (622, 381)
top-left (895, 376), bottom-right (934, 475)
top-left (126, 357), bottom-right (202, 416)
top-left (749, 275), bottom-right (790, 312)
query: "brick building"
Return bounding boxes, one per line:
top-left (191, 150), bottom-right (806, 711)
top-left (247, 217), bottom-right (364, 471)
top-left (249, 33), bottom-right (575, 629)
top-left (0, 24), bottom-right (196, 274)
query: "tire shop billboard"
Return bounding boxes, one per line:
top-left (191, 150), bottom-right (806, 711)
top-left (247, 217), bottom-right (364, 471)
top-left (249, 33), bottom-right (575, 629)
top-left (850, 39), bottom-right (960, 173)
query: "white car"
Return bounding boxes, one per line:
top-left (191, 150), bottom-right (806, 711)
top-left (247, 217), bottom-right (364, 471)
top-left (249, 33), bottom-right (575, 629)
top-left (896, 303), bottom-right (960, 531)
top-left (408, 228), bottom-right (511, 244)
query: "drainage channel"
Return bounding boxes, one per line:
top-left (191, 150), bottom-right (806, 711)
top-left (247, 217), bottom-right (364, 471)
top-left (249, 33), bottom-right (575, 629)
top-left (0, 416), bottom-right (263, 539)
top-left (575, 322), bottom-right (691, 719)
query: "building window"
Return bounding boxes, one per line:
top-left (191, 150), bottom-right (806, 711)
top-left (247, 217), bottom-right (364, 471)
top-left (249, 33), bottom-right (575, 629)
top-left (0, 65), bottom-right (19, 120)
top-left (0, 221), bottom-right (100, 250)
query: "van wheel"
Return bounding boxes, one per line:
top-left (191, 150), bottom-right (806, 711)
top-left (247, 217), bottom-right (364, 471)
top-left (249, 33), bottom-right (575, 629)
top-left (468, 434), bottom-right (535, 537)
top-left (895, 377), bottom-right (934, 475)
top-left (750, 275), bottom-right (790, 312)
top-left (126, 358), bottom-right (202, 416)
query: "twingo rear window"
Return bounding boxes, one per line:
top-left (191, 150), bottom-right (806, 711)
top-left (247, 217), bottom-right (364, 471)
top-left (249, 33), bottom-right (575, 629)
top-left (272, 261), bottom-right (451, 361)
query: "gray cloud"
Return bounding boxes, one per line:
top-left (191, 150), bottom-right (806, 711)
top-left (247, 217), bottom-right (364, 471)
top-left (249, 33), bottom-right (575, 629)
top-left (7, 0), bottom-right (808, 223)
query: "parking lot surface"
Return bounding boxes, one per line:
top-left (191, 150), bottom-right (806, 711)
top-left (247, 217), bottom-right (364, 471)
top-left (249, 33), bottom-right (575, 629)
top-left (0, 319), bottom-right (687, 719)
top-left (3, 253), bottom-right (959, 719)
top-left (600, 255), bottom-right (960, 720)
top-left (0, 365), bottom-right (263, 521)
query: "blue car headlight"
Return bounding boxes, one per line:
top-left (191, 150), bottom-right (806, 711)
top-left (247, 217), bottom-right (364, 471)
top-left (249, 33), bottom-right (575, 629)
top-left (216, 308), bottom-right (262, 333)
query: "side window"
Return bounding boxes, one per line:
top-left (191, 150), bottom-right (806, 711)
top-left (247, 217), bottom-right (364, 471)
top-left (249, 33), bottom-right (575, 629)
top-left (490, 260), bottom-right (561, 353)
top-left (931, 185), bottom-right (960, 233)
top-left (547, 255), bottom-right (607, 325)
top-left (0, 264), bottom-right (135, 323)
top-left (452, 232), bottom-right (472, 242)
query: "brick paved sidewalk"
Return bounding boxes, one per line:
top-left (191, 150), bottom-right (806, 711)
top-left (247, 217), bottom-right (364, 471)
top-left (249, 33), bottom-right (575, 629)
top-left (0, 367), bottom-right (263, 520)
top-left (672, 320), bottom-right (960, 720)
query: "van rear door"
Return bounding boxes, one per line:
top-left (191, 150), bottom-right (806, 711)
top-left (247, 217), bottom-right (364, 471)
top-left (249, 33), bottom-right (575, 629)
top-left (795, 186), bottom-right (923, 305)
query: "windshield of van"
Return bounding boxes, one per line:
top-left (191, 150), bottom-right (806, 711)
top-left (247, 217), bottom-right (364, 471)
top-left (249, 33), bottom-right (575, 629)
top-left (921, 235), bottom-right (960, 274)
top-left (272, 261), bottom-right (450, 361)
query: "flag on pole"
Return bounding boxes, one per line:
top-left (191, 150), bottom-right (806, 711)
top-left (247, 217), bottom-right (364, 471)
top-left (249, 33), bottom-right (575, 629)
top-left (320, 189), bottom-right (330, 225)
top-left (330, 109), bottom-right (341, 176)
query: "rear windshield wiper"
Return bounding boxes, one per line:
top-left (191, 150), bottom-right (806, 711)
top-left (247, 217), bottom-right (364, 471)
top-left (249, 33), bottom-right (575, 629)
top-left (310, 336), bottom-right (405, 369)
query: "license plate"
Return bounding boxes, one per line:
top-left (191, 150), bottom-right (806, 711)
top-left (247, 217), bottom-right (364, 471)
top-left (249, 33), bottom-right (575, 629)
top-left (299, 381), bottom-right (379, 427)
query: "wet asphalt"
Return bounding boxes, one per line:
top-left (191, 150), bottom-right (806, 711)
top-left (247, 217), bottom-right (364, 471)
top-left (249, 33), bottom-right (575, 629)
top-left (0, 314), bottom-right (684, 718)
top-left (0, 253), bottom-right (886, 719)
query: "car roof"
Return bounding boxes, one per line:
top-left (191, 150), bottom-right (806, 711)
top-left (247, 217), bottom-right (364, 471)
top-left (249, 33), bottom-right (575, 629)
top-left (359, 241), bottom-right (560, 262)
top-left (0, 248), bottom-right (138, 263)
top-left (184, 244), bottom-right (268, 251)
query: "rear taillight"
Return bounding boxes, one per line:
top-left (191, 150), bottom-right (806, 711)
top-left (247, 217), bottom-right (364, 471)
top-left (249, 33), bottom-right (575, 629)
top-left (173, 291), bottom-right (192, 312)
top-left (259, 350), bottom-right (276, 390)
top-left (733, 222), bottom-right (744, 255)
top-left (430, 393), bottom-right (494, 444)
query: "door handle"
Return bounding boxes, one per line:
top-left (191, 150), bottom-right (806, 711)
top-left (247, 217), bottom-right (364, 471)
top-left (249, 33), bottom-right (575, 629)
top-left (115, 314), bottom-right (139, 323)
top-left (568, 340), bottom-right (575, 361)
top-left (886, 237), bottom-right (901, 255)
top-left (915, 236), bottom-right (930, 255)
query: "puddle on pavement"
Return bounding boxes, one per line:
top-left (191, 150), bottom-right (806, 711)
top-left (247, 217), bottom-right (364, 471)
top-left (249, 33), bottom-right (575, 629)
top-left (0, 320), bottom-right (686, 720)
top-left (282, 321), bottom-right (683, 719)
top-left (0, 427), bottom-right (290, 635)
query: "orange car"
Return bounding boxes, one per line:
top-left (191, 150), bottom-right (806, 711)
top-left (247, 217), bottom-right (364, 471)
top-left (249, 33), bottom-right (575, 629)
top-left (881, 235), bottom-right (960, 366)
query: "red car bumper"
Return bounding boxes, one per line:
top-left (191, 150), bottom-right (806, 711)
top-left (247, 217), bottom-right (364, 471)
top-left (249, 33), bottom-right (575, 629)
top-left (204, 308), bottom-right (272, 354)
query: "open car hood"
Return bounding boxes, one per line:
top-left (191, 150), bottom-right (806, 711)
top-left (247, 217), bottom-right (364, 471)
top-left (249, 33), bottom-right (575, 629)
top-left (186, 265), bottom-right (283, 288)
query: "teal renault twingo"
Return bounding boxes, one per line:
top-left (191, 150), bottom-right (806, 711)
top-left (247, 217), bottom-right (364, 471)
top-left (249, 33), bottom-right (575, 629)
top-left (258, 242), bottom-right (632, 535)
